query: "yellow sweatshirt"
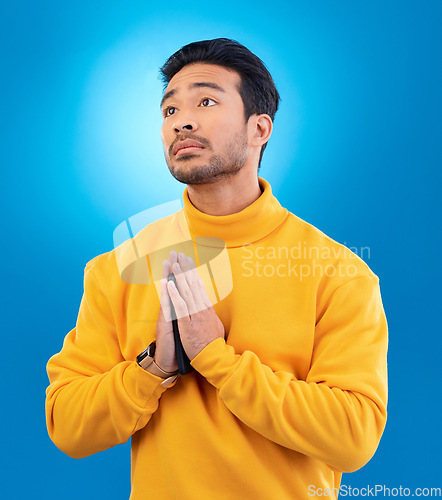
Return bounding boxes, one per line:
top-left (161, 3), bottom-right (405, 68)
top-left (46, 177), bottom-right (388, 500)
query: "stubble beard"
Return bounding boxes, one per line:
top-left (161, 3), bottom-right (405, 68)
top-left (166, 132), bottom-right (249, 186)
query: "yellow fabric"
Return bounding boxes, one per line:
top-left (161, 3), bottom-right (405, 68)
top-left (46, 177), bottom-right (388, 500)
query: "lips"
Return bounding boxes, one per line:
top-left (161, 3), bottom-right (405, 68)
top-left (172, 139), bottom-right (205, 156)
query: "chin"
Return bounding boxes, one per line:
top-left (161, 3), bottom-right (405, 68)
top-left (175, 153), bottom-right (200, 162)
top-left (167, 152), bottom-right (245, 186)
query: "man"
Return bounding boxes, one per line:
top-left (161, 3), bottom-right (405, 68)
top-left (46, 38), bottom-right (388, 499)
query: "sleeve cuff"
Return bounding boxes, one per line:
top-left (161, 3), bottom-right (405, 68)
top-left (123, 360), bottom-right (177, 409)
top-left (191, 338), bottom-right (241, 389)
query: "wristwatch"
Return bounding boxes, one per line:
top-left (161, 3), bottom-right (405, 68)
top-left (136, 341), bottom-right (179, 388)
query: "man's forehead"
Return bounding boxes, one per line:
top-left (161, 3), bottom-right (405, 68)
top-left (161, 64), bottom-right (241, 104)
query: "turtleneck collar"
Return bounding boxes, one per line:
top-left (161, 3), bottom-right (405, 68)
top-left (178, 177), bottom-right (288, 248)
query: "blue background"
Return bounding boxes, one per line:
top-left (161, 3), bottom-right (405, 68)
top-left (1, 0), bottom-right (441, 497)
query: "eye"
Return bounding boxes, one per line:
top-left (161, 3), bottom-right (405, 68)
top-left (163, 106), bottom-right (176, 118)
top-left (200, 98), bottom-right (216, 107)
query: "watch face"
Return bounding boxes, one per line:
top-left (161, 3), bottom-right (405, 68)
top-left (147, 341), bottom-right (156, 357)
top-left (137, 341), bottom-right (156, 363)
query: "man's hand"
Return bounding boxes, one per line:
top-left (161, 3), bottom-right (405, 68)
top-left (166, 250), bottom-right (225, 361)
top-left (154, 256), bottom-right (179, 373)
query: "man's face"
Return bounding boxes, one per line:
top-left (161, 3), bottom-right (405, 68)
top-left (160, 63), bottom-right (250, 185)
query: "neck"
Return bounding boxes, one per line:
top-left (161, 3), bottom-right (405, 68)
top-left (180, 176), bottom-right (288, 248)
top-left (186, 168), bottom-right (262, 216)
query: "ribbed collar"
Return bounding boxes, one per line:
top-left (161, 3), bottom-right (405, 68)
top-left (179, 177), bottom-right (288, 248)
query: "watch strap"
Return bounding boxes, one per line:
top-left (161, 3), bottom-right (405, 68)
top-left (137, 343), bottom-right (179, 387)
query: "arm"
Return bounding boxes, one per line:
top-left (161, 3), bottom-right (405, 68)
top-left (45, 261), bottom-right (174, 459)
top-left (187, 274), bottom-right (388, 473)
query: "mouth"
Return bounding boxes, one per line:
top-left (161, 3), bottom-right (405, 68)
top-left (172, 139), bottom-right (205, 156)
top-left (176, 146), bottom-right (204, 156)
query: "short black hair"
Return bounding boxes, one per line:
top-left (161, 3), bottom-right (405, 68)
top-left (160, 38), bottom-right (280, 168)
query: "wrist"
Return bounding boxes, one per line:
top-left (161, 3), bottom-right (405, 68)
top-left (136, 342), bottom-right (179, 387)
top-left (147, 358), bottom-right (177, 378)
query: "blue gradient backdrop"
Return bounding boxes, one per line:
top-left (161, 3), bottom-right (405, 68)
top-left (1, 1), bottom-right (440, 497)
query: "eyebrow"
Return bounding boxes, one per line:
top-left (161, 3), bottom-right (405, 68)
top-left (160, 82), bottom-right (226, 108)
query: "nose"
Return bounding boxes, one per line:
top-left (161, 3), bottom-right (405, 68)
top-left (175, 123), bottom-right (193, 132)
top-left (172, 111), bottom-right (198, 134)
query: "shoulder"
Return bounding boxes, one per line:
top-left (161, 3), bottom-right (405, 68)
top-left (83, 209), bottom-right (184, 285)
top-left (281, 210), bottom-right (378, 282)
top-left (83, 249), bottom-right (119, 288)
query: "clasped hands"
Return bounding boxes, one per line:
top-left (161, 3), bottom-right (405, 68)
top-left (154, 250), bottom-right (225, 373)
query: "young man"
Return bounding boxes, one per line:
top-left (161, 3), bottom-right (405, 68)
top-left (46, 39), bottom-right (388, 499)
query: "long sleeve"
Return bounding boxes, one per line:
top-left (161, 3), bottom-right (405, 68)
top-left (191, 275), bottom-right (388, 473)
top-left (45, 263), bottom-right (171, 459)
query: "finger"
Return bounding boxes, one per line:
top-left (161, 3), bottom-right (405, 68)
top-left (167, 279), bottom-right (191, 321)
top-left (187, 261), bottom-right (202, 284)
top-left (159, 278), bottom-right (172, 322)
top-left (172, 262), bottom-right (198, 315)
top-left (197, 277), bottom-right (214, 310)
top-left (162, 259), bottom-right (171, 279)
top-left (180, 255), bottom-right (207, 314)
top-left (178, 253), bottom-right (199, 291)
top-left (177, 252), bottom-right (192, 272)
top-left (169, 249), bottom-right (178, 267)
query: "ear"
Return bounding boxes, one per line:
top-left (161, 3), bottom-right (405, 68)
top-left (250, 114), bottom-right (273, 147)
